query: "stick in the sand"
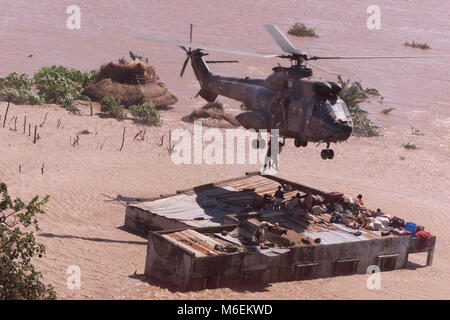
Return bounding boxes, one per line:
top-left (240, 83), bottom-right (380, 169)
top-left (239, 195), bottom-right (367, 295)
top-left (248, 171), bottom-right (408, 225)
top-left (19, 165), bottom-right (21, 173)
top-left (23, 116), bottom-right (27, 133)
top-left (28, 123), bottom-right (31, 136)
top-left (100, 138), bottom-right (106, 150)
top-left (119, 127), bottom-right (126, 151)
top-left (71, 133), bottom-right (80, 146)
top-left (41, 163), bottom-right (44, 175)
top-left (7, 115), bottom-right (15, 126)
top-left (33, 125), bottom-right (37, 144)
top-left (2, 96), bottom-right (11, 128)
top-left (39, 112), bottom-right (49, 127)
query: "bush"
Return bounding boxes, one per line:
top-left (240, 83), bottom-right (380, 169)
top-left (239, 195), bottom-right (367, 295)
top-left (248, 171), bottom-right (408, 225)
top-left (403, 142), bottom-right (417, 149)
top-left (130, 102), bottom-right (160, 125)
top-left (381, 107), bottom-right (395, 114)
top-left (0, 72), bottom-right (34, 91)
top-left (0, 182), bottom-right (56, 300)
top-left (337, 76), bottom-right (381, 137)
top-left (63, 94), bottom-right (80, 115)
top-left (100, 96), bottom-right (126, 121)
top-left (404, 41), bottom-right (430, 49)
top-left (129, 51), bottom-right (149, 64)
top-left (1, 88), bottom-right (44, 105)
top-left (287, 22), bottom-right (317, 37)
top-left (0, 72), bottom-right (43, 105)
top-left (33, 65), bottom-right (95, 104)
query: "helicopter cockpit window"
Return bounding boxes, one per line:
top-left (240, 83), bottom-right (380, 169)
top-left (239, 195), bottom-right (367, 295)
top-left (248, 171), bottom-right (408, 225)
top-left (330, 101), bottom-right (347, 120)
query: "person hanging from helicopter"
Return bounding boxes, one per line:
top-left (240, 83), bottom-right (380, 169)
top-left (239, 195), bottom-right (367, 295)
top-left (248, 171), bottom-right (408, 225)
top-left (263, 136), bottom-right (286, 171)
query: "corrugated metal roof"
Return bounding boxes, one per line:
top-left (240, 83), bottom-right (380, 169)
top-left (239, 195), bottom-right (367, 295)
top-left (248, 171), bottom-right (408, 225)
top-left (131, 187), bottom-right (241, 228)
top-left (163, 229), bottom-right (238, 257)
top-left (135, 173), bottom-right (395, 247)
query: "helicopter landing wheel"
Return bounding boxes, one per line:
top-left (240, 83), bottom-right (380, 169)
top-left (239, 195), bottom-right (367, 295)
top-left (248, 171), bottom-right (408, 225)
top-left (327, 149), bottom-right (334, 159)
top-left (320, 149), bottom-right (334, 160)
top-left (295, 139), bottom-right (308, 148)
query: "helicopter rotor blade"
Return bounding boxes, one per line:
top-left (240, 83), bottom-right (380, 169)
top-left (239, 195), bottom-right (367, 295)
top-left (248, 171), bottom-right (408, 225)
top-left (305, 61), bottom-right (341, 76)
top-left (308, 55), bottom-right (450, 60)
top-left (264, 24), bottom-right (306, 56)
top-left (189, 24), bottom-right (193, 48)
top-left (137, 37), bottom-right (279, 58)
top-left (180, 56), bottom-right (190, 77)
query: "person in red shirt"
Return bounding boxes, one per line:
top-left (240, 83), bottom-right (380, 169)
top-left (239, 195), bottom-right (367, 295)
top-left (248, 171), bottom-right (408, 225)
top-left (357, 194), bottom-right (364, 206)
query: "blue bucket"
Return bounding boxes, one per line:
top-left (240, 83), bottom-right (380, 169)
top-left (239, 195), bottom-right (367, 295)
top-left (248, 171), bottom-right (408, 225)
top-left (405, 222), bottom-right (417, 236)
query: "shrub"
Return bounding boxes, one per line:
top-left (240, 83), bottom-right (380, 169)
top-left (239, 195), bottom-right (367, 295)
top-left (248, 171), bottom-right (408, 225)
top-left (33, 65), bottom-right (95, 104)
top-left (1, 88), bottom-right (44, 105)
top-left (100, 96), bottom-right (126, 121)
top-left (0, 72), bottom-right (34, 91)
top-left (0, 72), bottom-right (43, 105)
top-left (0, 182), bottom-right (56, 300)
top-left (63, 94), bottom-right (80, 115)
top-left (129, 51), bottom-right (149, 64)
top-left (130, 101), bottom-right (160, 125)
top-left (337, 76), bottom-right (381, 137)
top-left (403, 142), bottom-right (417, 150)
top-left (404, 41), bottom-right (430, 49)
top-left (381, 107), bottom-right (395, 114)
top-left (287, 22), bottom-right (317, 37)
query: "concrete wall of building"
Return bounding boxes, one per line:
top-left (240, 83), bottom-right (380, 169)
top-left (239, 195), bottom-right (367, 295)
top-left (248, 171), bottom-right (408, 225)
top-left (144, 233), bottom-right (412, 290)
top-left (145, 232), bottom-right (194, 289)
top-left (125, 205), bottom-right (187, 235)
top-left (284, 236), bottom-right (410, 278)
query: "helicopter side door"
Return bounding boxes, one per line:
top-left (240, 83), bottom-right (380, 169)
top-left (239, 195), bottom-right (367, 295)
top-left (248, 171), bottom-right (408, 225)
top-left (287, 99), bottom-right (306, 136)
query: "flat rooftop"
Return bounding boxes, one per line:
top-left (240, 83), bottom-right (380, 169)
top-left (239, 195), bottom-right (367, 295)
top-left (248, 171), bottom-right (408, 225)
top-left (127, 172), bottom-right (326, 231)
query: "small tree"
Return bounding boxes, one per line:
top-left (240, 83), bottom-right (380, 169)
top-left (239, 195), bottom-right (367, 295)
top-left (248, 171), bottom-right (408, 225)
top-left (130, 102), bottom-right (160, 125)
top-left (0, 72), bottom-right (43, 105)
top-left (100, 96), bottom-right (126, 121)
top-left (287, 22), bottom-right (318, 37)
top-left (0, 183), bottom-right (56, 300)
top-left (33, 65), bottom-right (95, 104)
top-left (337, 76), bottom-right (381, 137)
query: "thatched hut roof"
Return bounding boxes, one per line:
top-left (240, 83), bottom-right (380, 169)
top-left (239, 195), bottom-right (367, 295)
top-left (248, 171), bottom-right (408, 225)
top-left (81, 59), bottom-right (177, 107)
top-left (182, 102), bottom-right (240, 128)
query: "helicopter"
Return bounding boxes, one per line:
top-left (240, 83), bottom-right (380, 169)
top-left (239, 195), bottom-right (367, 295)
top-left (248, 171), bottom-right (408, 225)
top-left (139, 24), bottom-right (445, 160)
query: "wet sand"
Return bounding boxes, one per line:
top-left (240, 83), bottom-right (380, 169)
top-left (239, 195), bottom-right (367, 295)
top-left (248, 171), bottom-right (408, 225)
top-left (0, 0), bottom-right (449, 299)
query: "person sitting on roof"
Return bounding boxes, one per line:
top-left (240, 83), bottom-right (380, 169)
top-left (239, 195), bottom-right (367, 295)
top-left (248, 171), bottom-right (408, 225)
top-left (304, 193), bottom-right (313, 211)
top-left (272, 185), bottom-right (284, 209)
top-left (285, 192), bottom-right (302, 215)
top-left (252, 194), bottom-right (272, 211)
top-left (356, 194), bottom-right (364, 206)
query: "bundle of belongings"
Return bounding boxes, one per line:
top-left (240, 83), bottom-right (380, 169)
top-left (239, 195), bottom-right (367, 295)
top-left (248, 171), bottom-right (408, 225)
top-left (251, 221), bottom-right (289, 248)
top-left (248, 185), bottom-right (427, 239)
top-left (415, 225), bottom-right (431, 250)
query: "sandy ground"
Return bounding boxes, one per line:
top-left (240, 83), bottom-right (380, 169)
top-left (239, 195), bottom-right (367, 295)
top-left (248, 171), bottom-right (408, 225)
top-left (0, 100), bottom-right (448, 300)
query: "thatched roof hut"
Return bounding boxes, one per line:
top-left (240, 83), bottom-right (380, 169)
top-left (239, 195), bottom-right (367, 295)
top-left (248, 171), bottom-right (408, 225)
top-left (82, 59), bottom-right (177, 107)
